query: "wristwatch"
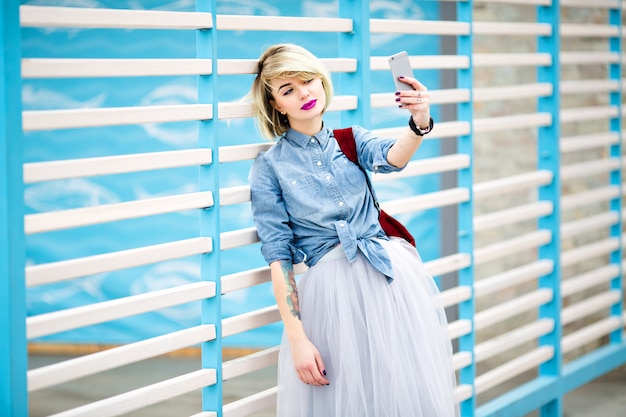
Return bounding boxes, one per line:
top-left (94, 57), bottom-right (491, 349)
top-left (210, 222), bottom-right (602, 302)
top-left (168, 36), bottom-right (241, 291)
top-left (409, 116), bottom-right (434, 136)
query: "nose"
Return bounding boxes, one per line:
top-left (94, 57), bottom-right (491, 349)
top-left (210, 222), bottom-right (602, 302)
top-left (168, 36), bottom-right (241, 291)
top-left (297, 85), bottom-right (310, 100)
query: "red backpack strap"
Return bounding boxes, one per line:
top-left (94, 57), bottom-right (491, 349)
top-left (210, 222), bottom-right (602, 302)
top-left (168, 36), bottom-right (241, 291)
top-left (333, 128), bottom-right (358, 164)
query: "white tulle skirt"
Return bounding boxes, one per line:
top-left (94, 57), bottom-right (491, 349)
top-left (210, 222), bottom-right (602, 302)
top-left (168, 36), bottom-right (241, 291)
top-left (276, 238), bottom-right (459, 417)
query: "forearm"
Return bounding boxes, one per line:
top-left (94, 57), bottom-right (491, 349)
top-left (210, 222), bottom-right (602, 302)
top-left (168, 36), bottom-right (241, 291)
top-left (386, 126), bottom-right (424, 168)
top-left (270, 259), bottom-right (307, 344)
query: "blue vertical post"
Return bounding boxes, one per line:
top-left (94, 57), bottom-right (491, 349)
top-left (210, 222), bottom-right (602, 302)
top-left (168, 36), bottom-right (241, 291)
top-left (0, 1), bottom-right (27, 416)
top-left (456, 1), bottom-right (475, 416)
top-left (608, 1), bottom-right (623, 345)
top-left (537, 2), bottom-right (562, 417)
top-left (198, 0), bottom-right (222, 414)
top-left (338, 0), bottom-right (371, 128)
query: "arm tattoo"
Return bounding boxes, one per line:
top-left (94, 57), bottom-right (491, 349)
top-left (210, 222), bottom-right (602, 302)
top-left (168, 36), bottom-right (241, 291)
top-left (280, 260), bottom-right (301, 320)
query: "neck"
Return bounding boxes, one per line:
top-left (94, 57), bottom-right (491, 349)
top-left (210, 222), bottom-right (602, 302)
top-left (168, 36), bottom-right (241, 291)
top-left (289, 116), bottom-right (323, 137)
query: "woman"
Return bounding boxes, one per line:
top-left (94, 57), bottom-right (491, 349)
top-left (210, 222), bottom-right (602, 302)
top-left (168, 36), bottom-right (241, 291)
top-left (248, 43), bottom-right (458, 417)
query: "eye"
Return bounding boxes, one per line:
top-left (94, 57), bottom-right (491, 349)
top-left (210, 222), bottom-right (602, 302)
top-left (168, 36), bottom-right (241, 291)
top-left (304, 79), bottom-right (314, 84)
top-left (282, 88), bottom-right (293, 96)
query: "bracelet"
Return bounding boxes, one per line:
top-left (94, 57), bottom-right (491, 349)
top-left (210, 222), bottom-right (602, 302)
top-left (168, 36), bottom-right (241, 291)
top-left (409, 116), bottom-right (434, 136)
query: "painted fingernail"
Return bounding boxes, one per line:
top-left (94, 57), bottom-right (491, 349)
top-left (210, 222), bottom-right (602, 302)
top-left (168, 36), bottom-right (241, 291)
top-left (395, 91), bottom-right (401, 95)
top-left (395, 97), bottom-right (400, 102)
top-left (323, 370), bottom-right (327, 376)
top-left (398, 76), bottom-right (405, 79)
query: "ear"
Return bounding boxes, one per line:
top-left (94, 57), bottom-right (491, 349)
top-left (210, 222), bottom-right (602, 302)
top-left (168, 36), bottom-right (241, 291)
top-left (271, 100), bottom-right (283, 114)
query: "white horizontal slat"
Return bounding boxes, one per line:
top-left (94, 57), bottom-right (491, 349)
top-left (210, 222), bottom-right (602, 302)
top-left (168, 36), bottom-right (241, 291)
top-left (561, 158), bottom-right (620, 180)
top-left (475, 289), bottom-right (554, 331)
top-left (372, 154), bottom-right (471, 182)
top-left (561, 52), bottom-right (620, 65)
top-left (474, 319), bottom-right (555, 364)
top-left (562, 316), bottom-right (623, 354)
top-left (219, 143), bottom-right (273, 163)
top-left (561, 79), bottom-right (620, 95)
top-left (474, 112), bottom-right (552, 133)
top-left (474, 346), bottom-right (554, 395)
top-left (28, 324), bottom-right (216, 392)
top-left (370, 55), bottom-right (470, 71)
top-left (223, 387), bottom-right (277, 417)
top-left (474, 83), bottom-right (552, 102)
top-left (22, 58), bottom-right (213, 78)
top-left (474, 201), bottom-right (553, 232)
top-left (24, 149), bottom-right (213, 183)
top-left (473, 21), bottom-right (551, 36)
top-left (370, 19), bottom-right (470, 35)
top-left (372, 120), bottom-right (471, 140)
top-left (453, 351), bottom-right (473, 371)
top-left (561, 185), bottom-right (620, 211)
top-left (218, 58), bottom-right (356, 75)
top-left (474, 260), bottom-right (554, 298)
top-left (19, 5), bottom-right (213, 29)
top-left (220, 185), bottom-right (250, 206)
top-left (561, 211), bottom-right (619, 240)
top-left (560, 0), bottom-right (620, 8)
top-left (561, 23), bottom-right (619, 38)
top-left (222, 266), bottom-right (270, 294)
top-left (561, 238), bottom-right (620, 268)
top-left (473, 53), bottom-right (552, 67)
top-left (218, 95), bottom-right (356, 119)
top-left (222, 306), bottom-right (280, 338)
top-left (560, 132), bottom-right (620, 152)
top-left (448, 319), bottom-right (473, 340)
top-left (216, 14), bottom-right (352, 32)
top-left (454, 384), bottom-right (474, 404)
top-left (474, 171), bottom-right (553, 200)
top-left (474, 230), bottom-right (553, 266)
top-left (371, 89), bottom-right (470, 108)
top-left (220, 227), bottom-right (259, 251)
top-left (25, 192), bottom-right (214, 235)
top-left (424, 253), bottom-right (472, 277)
top-left (560, 105), bottom-right (619, 123)
top-left (26, 237), bottom-right (212, 287)
top-left (23, 104), bottom-right (213, 131)
top-left (190, 413), bottom-right (217, 417)
top-left (381, 187), bottom-right (470, 216)
top-left (48, 369), bottom-right (216, 417)
top-left (440, 286), bottom-right (472, 308)
top-left (27, 281), bottom-right (216, 339)
top-left (561, 290), bottom-right (622, 326)
top-left (223, 346), bottom-right (279, 381)
top-left (561, 265), bottom-right (620, 298)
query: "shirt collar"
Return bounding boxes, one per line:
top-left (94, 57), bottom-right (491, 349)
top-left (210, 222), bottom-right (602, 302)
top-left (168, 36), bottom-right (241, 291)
top-left (284, 125), bottom-right (332, 148)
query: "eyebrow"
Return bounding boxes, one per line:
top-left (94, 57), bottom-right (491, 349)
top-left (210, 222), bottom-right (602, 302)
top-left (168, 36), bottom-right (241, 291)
top-left (277, 82), bottom-right (291, 92)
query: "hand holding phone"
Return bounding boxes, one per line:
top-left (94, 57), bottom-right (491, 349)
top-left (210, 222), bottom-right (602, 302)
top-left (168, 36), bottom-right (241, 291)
top-left (388, 51), bottom-right (414, 91)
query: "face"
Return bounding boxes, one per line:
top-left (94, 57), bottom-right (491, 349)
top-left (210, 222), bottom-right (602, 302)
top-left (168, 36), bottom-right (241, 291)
top-left (269, 76), bottom-right (326, 129)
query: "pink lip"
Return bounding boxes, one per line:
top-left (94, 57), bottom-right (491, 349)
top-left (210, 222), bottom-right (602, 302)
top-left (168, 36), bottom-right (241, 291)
top-left (301, 99), bottom-right (317, 110)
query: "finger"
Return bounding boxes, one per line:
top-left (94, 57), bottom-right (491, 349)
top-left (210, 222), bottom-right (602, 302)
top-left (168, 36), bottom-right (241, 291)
top-left (314, 355), bottom-right (330, 385)
top-left (398, 76), bottom-right (427, 91)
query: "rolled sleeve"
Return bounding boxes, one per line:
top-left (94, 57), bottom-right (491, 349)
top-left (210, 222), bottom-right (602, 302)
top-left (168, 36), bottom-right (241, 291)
top-left (351, 125), bottom-right (403, 174)
top-left (249, 153), bottom-right (305, 265)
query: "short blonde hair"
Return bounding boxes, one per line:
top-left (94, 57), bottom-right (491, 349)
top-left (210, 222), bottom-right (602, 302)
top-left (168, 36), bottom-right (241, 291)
top-left (250, 44), bottom-right (333, 139)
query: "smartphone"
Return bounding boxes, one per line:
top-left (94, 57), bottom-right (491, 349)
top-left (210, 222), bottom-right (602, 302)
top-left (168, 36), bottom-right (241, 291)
top-left (388, 51), bottom-right (414, 91)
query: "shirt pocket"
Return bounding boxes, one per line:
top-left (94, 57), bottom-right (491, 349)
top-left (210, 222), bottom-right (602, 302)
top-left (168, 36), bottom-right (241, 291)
top-left (331, 156), bottom-right (367, 195)
top-left (279, 174), bottom-right (320, 217)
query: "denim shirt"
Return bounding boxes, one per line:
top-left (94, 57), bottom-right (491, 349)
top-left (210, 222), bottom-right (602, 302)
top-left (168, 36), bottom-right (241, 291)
top-left (249, 125), bottom-right (403, 279)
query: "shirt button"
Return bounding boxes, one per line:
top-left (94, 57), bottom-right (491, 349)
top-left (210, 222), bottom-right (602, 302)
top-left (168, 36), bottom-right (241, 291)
top-left (316, 161), bottom-right (322, 166)
top-left (310, 138), bottom-right (316, 143)
top-left (326, 175), bottom-right (331, 180)
top-left (338, 201), bottom-right (344, 206)
top-left (292, 180), bottom-right (297, 185)
top-left (340, 223), bottom-right (345, 227)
